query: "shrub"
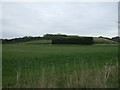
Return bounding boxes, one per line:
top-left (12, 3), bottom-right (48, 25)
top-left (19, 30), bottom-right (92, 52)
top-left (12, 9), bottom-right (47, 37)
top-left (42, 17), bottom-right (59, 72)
top-left (52, 37), bottom-right (93, 45)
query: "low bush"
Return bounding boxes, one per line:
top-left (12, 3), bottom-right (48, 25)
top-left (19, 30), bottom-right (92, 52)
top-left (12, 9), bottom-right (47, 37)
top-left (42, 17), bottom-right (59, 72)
top-left (52, 37), bottom-right (93, 45)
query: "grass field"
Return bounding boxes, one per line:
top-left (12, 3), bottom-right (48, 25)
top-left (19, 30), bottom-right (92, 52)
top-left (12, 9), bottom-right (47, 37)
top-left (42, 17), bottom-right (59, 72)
top-left (2, 43), bottom-right (118, 88)
top-left (93, 37), bottom-right (116, 44)
top-left (24, 40), bottom-right (52, 44)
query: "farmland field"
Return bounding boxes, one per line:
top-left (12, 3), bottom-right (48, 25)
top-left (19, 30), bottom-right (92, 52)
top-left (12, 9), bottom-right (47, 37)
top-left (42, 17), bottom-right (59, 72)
top-left (2, 43), bottom-right (118, 88)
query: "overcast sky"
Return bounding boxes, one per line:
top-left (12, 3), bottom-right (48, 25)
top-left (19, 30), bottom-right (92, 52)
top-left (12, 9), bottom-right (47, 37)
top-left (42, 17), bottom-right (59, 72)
top-left (1, 2), bottom-right (118, 39)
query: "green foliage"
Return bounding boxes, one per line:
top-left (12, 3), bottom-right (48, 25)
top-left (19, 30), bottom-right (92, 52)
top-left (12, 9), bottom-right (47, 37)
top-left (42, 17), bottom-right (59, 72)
top-left (43, 34), bottom-right (67, 40)
top-left (111, 36), bottom-right (120, 42)
top-left (2, 44), bottom-right (118, 88)
top-left (52, 37), bottom-right (93, 45)
top-left (2, 36), bottom-right (43, 44)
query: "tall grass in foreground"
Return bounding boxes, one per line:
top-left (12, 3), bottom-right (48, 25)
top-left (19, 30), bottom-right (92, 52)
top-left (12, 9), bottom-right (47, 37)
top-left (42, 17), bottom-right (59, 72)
top-left (11, 60), bottom-right (118, 88)
top-left (2, 44), bottom-right (118, 88)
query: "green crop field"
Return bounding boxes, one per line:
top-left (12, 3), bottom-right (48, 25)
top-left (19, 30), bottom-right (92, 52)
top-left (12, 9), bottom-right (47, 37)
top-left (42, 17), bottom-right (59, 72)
top-left (93, 37), bottom-right (116, 44)
top-left (2, 43), bottom-right (118, 88)
top-left (24, 40), bottom-right (52, 44)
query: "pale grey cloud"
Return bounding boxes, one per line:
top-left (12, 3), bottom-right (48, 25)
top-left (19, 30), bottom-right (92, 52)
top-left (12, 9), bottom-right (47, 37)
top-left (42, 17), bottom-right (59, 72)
top-left (2, 2), bottom-right (118, 39)
top-left (1, 0), bottom-right (119, 2)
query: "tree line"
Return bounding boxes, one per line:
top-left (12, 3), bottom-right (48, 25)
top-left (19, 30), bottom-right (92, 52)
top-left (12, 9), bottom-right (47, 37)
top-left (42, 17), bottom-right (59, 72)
top-left (1, 34), bottom-right (120, 44)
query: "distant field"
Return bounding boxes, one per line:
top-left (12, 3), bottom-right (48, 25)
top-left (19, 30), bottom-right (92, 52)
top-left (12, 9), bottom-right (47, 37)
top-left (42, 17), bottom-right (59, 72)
top-left (2, 44), bottom-right (118, 88)
top-left (24, 40), bottom-right (52, 44)
top-left (93, 37), bottom-right (116, 44)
